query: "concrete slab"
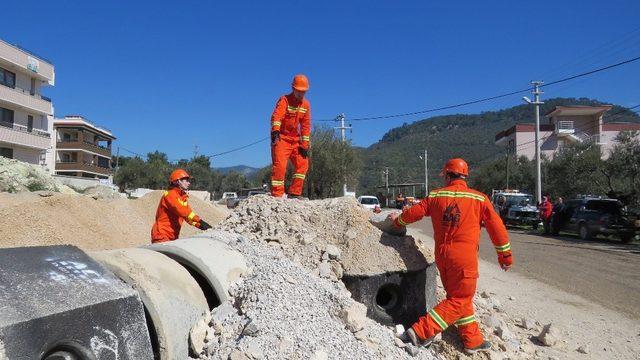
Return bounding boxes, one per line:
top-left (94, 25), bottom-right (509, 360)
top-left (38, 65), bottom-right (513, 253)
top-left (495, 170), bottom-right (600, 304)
top-left (90, 248), bottom-right (208, 360)
top-left (146, 232), bottom-right (248, 306)
top-left (0, 245), bottom-right (153, 359)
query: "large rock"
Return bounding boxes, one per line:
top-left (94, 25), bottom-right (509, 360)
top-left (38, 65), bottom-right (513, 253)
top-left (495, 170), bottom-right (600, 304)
top-left (340, 302), bottom-right (368, 333)
top-left (538, 323), bottom-right (561, 347)
top-left (0, 157), bottom-right (70, 193)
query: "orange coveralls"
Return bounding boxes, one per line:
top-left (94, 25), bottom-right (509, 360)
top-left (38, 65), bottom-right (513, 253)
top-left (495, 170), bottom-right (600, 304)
top-left (270, 93), bottom-right (311, 197)
top-left (151, 187), bottom-right (202, 243)
top-left (394, 179), bottom-right (511, 348)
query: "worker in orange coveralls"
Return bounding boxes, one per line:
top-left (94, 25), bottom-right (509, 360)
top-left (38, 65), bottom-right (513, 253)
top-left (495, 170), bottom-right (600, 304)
top-left (270, 74), bottom-right (311, 198)
top-left (392, 158), bottom-right (513, 355)
top-left (151, 169), bottom-right (212, 243)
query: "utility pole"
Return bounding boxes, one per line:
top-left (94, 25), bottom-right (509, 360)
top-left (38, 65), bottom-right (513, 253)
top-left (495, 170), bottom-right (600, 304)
top-left (531, 81), bottom-right (544, 204)
top-left (334, 113), bottom-right (352, 195)
top-left (424, 149), bottom-right (428, 195)
top-left (505, 151), bottom-right (510, 189)
top-left (114, 146), bottom-right (120, 178)
top-left (384, 167), bottom-right (390, 207)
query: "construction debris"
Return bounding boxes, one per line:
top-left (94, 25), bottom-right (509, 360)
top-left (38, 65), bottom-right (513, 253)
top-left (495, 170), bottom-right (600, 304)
top-left (0, 157), bottom-right (73, 193)
top-left (192, 231), bottom-right (437, 360)
top-left (216, 195), bottom-right (433, 278)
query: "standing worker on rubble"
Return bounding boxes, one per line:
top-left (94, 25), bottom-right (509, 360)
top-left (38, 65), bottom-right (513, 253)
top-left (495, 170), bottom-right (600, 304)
top-left (391, 158), bottom-right (512, 354)
top-left (151, 169), bottom-right (212, 243)
top-left (270, 74), bottom-right (311, 198)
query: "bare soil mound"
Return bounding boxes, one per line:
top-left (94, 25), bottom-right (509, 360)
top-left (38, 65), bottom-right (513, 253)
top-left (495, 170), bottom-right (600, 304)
top-left (0, 190), bottom-right (228, 250)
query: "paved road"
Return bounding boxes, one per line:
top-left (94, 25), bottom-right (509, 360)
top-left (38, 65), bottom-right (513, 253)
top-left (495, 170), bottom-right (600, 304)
top-left (411, 218), bottom-right (640, 319)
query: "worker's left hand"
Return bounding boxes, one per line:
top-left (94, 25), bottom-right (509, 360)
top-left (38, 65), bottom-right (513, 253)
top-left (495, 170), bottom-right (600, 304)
top-left (497, 251), bottom-right (513, 271)
top-left (198, 220), bottom-right (212, 231)
top-left (299, 147), bottom-right (309, 159)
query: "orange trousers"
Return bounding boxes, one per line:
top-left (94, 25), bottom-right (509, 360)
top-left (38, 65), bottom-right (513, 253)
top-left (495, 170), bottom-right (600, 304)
top-left (411, 244), bottom-right (484, 349)
top-left (271, 137), bottom-right (308, 197)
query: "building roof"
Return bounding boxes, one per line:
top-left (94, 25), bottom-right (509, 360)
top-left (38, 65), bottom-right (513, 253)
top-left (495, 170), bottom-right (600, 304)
top-left (53, 116), bottom-right (115, 140)
top-left (602, 123), bottom-right (640, 131)
top-left (495, 123), bottom-right (555, 142)
top-left (545, 105), bottom-right (612, 117)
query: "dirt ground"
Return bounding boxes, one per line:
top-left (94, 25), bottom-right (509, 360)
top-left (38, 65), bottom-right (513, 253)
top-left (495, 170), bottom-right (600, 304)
top-left (408, 227), bottom-right (640, 360)
top-left (0, 191), bottom-right (229, 251)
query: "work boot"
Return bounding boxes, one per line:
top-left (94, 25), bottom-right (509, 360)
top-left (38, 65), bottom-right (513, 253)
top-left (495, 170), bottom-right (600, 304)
top-left (464, 341), bottom-right (491, 354)
top-left (287, 194), bottom-right (302, 199)
top-left (398, 328), bottom-right (433, 348)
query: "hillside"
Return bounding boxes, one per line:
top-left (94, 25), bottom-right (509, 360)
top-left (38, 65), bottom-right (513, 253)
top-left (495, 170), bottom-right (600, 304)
top-left (215, 165), bottom-right (260, 177)
top-left (357, 97), bottom-right (640, 195)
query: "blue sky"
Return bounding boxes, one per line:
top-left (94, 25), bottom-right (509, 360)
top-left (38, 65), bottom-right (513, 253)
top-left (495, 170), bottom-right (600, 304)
top-left (2, 0), bottom-right (639, 167)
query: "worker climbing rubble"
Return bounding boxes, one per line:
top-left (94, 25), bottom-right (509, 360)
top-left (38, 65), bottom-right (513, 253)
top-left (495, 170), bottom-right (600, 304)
top-left (151, 169), bottom-right (212, 243)
top-left (270, 74), bottom-right (312, 198)
top-left (390, 158), bottom-right (513, 354)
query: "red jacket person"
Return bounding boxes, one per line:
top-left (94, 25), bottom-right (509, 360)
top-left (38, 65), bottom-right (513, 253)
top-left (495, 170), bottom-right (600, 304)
top-left (393, 158), bottom-right (512, 354)
top-left (270, 74), bottom-right (311, 198)
top-left (151, 169), bottom-right (212, 243)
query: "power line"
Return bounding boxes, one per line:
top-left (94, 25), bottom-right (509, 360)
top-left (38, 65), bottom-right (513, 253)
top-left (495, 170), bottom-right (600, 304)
top-left (206, 136), bottom-right (270, 158)
top-left (317, 54), bottom-right (640, 122)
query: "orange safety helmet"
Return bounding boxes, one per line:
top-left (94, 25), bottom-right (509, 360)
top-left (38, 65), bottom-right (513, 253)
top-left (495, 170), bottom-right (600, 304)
top-left (292, 74), bottom-right (309, 91)
top-left (440, 158), bottom-right (469, 177)
top-left (170, 169), bottom-right (190, 183)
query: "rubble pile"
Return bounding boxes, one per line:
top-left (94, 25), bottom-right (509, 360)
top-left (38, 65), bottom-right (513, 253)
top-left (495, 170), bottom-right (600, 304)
top-left (427, 289), bottom-right (573, 359)
top-left (0, 157), bottom-right (73, 193)
top-left (191, 231), bottom-right (437, 360)
top-left (216, 195), bottom-right (433, 280)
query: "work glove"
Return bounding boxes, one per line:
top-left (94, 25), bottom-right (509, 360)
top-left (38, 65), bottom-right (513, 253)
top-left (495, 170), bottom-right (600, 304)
top-left (497, 251), bottom-right (513, 271)
top-left (271, 131), bottom-right (280, 146)
top-left (198, 220), bottom-right (212, 231)
top-left (299, 146), bottom-right (309, 159)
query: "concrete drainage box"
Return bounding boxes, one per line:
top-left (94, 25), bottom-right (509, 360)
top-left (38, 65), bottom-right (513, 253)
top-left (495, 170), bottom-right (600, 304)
top-left (342, 266), bottom-right (438, 328)
top-left (0, 245), bottom-right (153, 360)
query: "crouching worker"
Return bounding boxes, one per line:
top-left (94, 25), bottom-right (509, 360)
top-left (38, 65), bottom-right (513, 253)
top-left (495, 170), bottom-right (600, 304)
top-left (151, 169), bottom-right (212, 243)
top-left (391, 158), bottom-right (513, 354)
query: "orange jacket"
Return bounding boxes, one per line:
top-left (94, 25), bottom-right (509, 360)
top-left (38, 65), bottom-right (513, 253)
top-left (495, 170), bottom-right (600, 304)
top-left (151, 187), bottom-right (201, 243)
top-left (395, 179), bottom-right (510, 257)
top-left (271, 93), bottom-right (311, 149)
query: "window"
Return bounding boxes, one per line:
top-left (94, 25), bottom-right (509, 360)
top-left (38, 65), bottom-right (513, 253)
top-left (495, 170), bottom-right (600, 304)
top-left (98, 157), bottom-right (110, 168)
top-left (0, 107), bottom-right (14, 126)
top-left (0, 147), bottom-right (13, 159)
top-left (27, 115), bottom-right (33, 132)
top-left (0, 67), bottom-right (16, 88)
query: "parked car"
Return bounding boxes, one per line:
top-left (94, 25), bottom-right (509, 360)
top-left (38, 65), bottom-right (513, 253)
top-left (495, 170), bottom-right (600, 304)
top-left (218, 192), bottom-right (238, 204)
top-left (226, 190), bottom-right (268, 209)
top-left (357, 195), bottom-right (380, 211)
top-left (490, 189), bottom-right (541, 229)
top-left (551, 196), bottom-right (636, 243)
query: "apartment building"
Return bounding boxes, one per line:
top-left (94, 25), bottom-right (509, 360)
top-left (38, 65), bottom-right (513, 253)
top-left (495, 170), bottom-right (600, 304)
top-left (495, 105), bottom-right (640, 160)
top-left (0, 39), bottom-right (55, 171)
top-left (54, 116), bottom-right (115, 180)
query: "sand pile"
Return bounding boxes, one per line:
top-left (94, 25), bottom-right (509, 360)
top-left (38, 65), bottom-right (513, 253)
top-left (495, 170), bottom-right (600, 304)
top-left (0, 190), bottom-right (228, 250)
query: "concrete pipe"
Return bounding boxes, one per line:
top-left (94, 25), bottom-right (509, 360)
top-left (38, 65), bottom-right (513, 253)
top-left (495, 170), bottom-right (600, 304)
top-left (145, 232), bottom-right (248, 308)
top-left (342, 266), bottom-right (438, 328)
top-left (0, 245), bottom-right (153, 360)
top-left (89, 248), bottom-right (208, 360)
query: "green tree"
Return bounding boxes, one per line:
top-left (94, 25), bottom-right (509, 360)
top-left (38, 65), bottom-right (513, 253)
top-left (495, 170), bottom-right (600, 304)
top-left (544, 142), bottom-right (607, 199)
top-left (305, 126), bottom-right (363, 199)
top-left (114, 156), bottom-right (147, 191)
top-left (603, 131), bottom-right (640, 206)
top-left (145, 151), bottom-right (172, 189)
top-left (221, 171), bottom-right (249, 192)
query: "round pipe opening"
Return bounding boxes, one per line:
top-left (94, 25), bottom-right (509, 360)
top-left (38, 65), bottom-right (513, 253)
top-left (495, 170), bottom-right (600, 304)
top-left (375, 284), bottom-right (401, 311)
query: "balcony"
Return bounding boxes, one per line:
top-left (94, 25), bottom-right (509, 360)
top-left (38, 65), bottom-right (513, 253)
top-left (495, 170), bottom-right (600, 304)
top-left (0, 120), bottom-right (51, 150)
top-left (56, 161), bottom-right (112, 176)
top-left (555, 121), bottom-right (575, 136)
top-left (56, 140), bottom-right (111, 158)
top-left (0, 83), bottom-right (53, 115)
top-left (0, 39), bottom-right (55, 84)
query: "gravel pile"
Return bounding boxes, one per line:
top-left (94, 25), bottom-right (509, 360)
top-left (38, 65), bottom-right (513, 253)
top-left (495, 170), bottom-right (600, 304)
top-left (192, 231), bottom-right (437, 360)
top-left (216, 196), bottom-right (433, 278)
top-left (0, 157), bottom-right (74, 193)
